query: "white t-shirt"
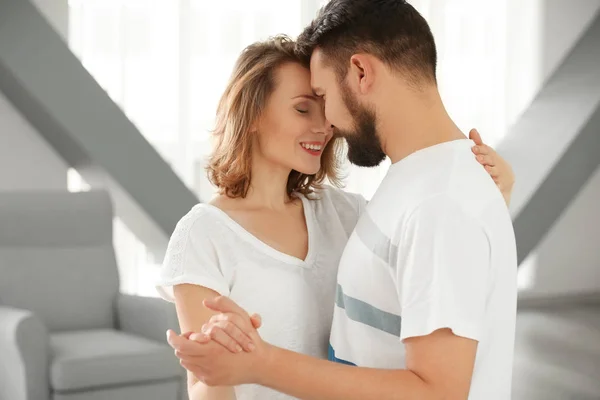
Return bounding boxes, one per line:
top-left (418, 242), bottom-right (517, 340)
top-left (329, 139), bottom-right (517, 399)
top-left (156, 187), bottom-right (366, 400)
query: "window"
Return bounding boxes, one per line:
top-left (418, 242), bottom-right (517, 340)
top-left (68, 0), bottom-right (315, 295)
top-left (69, 0), bottom-right (510, 295)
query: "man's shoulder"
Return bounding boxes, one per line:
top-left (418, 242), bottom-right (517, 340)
top-left (369, 170), bottom-right (505, 238)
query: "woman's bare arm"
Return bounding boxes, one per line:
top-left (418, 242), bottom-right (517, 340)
top-left (174, 284), bottom-right (237, 400)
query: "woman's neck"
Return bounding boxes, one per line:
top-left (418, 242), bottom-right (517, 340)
top-left (238, 157), bottom-right (294, 211)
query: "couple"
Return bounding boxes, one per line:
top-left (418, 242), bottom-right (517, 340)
top-left (156, 1), bottom-right (517, 399)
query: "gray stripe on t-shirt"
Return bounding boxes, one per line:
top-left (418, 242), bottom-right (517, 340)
top-left (355, 212), bottom-right (398, 268)
top-left (336, 284), bottom-right (401, 337)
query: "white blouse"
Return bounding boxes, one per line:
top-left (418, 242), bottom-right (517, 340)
top-left (156, 186), bottom-right (366, 400)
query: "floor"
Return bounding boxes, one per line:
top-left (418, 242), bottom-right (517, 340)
top-left (512, 304), bottom-right (600, 400)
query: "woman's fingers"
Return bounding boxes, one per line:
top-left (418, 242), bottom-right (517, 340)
top-left (473, 144), bottom-right (500, 174)
top-left (468, 133), bottom-right (515, 207)
top-left (476, 153), bottom-right (495, 167)
top-left (469, 128), bottom-right (483, 145)
top-left (484, 164), bottom-right (499, 177)
top-left (472, 143), bottom-right (492, 156)
top-left (250, 313), bottom-right (262, 329)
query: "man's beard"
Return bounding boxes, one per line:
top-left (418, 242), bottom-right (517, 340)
top-left (334, 82), bottom-right (386, 167)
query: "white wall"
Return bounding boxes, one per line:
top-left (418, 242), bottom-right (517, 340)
top-left (520, 167), bottom-right (600, 298)
top-left (512, 0), bottom-right (600, 298)
top-left (541, 0), bottom-right (600, 83)
top-left (506, 0), bottom-right (600, 126)
top-left (0, 92), bottom-right (68, 190)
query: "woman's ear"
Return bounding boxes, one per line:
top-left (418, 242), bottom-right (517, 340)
top-left (250, 116), bottom-right (261, 134)
top-left (249, 122), bottom-right (258, 134)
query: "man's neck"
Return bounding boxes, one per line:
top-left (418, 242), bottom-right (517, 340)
top-left (377, 87), bottom-right (465, 164)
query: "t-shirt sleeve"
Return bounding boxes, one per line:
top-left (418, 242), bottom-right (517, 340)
top-left (396, 197), bottom-right (491, 342)
top-left (155, 207), bottom-right (230, 303)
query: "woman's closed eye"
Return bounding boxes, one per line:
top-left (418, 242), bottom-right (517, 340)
top-left (293, 99), bottom-right (320, 115)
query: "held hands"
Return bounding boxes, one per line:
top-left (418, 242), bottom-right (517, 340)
top-left (470, 129), bottom-right (515, 206)
top-left (166, 296), bottom-right (267, 387)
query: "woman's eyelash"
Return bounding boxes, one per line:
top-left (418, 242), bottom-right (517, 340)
top-left (296, 109), bottom-right (309, 114)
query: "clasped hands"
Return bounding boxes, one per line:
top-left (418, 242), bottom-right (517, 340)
top-left (166, 296), bottom-right (269, 387)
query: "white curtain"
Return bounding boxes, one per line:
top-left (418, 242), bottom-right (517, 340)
top-left (68, 0), bottom-right (510, 295)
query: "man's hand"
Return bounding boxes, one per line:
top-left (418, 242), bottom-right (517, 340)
top-left (166, 296), bottom-right (270, 386)
top-left (169, 296), bottom-right (481, 399)
top-left (470, 128), bottom-right (515, 206)
top-left (194, 298), bottom-right (263, 354)
top-left (184, 311), bottom-right (262, 354)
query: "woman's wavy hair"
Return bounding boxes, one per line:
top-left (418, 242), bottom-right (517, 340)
top-left (206, 35), bottom-right (344, 198)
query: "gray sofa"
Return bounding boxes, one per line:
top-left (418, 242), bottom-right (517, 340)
top-left (0, 190), bottom-right (186, 400)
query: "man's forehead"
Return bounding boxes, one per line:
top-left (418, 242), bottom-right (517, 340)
top-left (309, 49), bottom-right (328, 90)
top-left (309, 48), bottom-right (326, 70)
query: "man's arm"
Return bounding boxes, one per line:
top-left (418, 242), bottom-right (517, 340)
top-left (172, 292), bottom-right (479, 400)
top-left (168, 317), bottom-right (476, 400)
top-left (255, 328), bottom-right (476, 400)
top-left (171, 198), bottom-right (491, 399)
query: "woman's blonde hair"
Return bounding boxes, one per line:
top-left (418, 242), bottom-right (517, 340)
top-left (207, 35), bottom-right (344, 199)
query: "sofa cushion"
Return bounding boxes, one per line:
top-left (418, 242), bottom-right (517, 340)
top-left (50, 329), bottom-right (182, 392)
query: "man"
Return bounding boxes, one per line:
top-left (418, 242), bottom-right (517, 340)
top-left (168, 1), bottom-right (517, 398)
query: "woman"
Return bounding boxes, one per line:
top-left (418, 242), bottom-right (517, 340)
top-left (156, 35), bottom-right (514, 400)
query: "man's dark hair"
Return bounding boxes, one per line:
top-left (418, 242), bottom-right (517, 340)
top-left (296, 0), bottom-right (437, 86)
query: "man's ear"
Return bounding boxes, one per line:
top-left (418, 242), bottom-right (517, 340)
top-left (349, 54), bottom-right (376, 95)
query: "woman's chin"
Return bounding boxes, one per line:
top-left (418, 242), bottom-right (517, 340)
top-left (294, 163), bottom-right (321, 176)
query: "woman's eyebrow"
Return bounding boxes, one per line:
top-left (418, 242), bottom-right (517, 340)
top-left (291, 94), bottom-right (319, 101)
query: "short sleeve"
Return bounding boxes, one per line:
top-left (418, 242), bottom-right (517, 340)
top-left (396, 197), bottom-right (491, 342)
top-left (155, 206), bottom-right (230, 303)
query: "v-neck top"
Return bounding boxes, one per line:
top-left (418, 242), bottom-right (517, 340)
top-left (156, 186), bottom-right (366, 400)
top-left (200, 193), bottom-right (317, 267)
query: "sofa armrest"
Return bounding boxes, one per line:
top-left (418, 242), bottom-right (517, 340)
top-left (0, 306), bottom-right (49, 400)
top-left (117, 294), bottom-right (180, 344)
